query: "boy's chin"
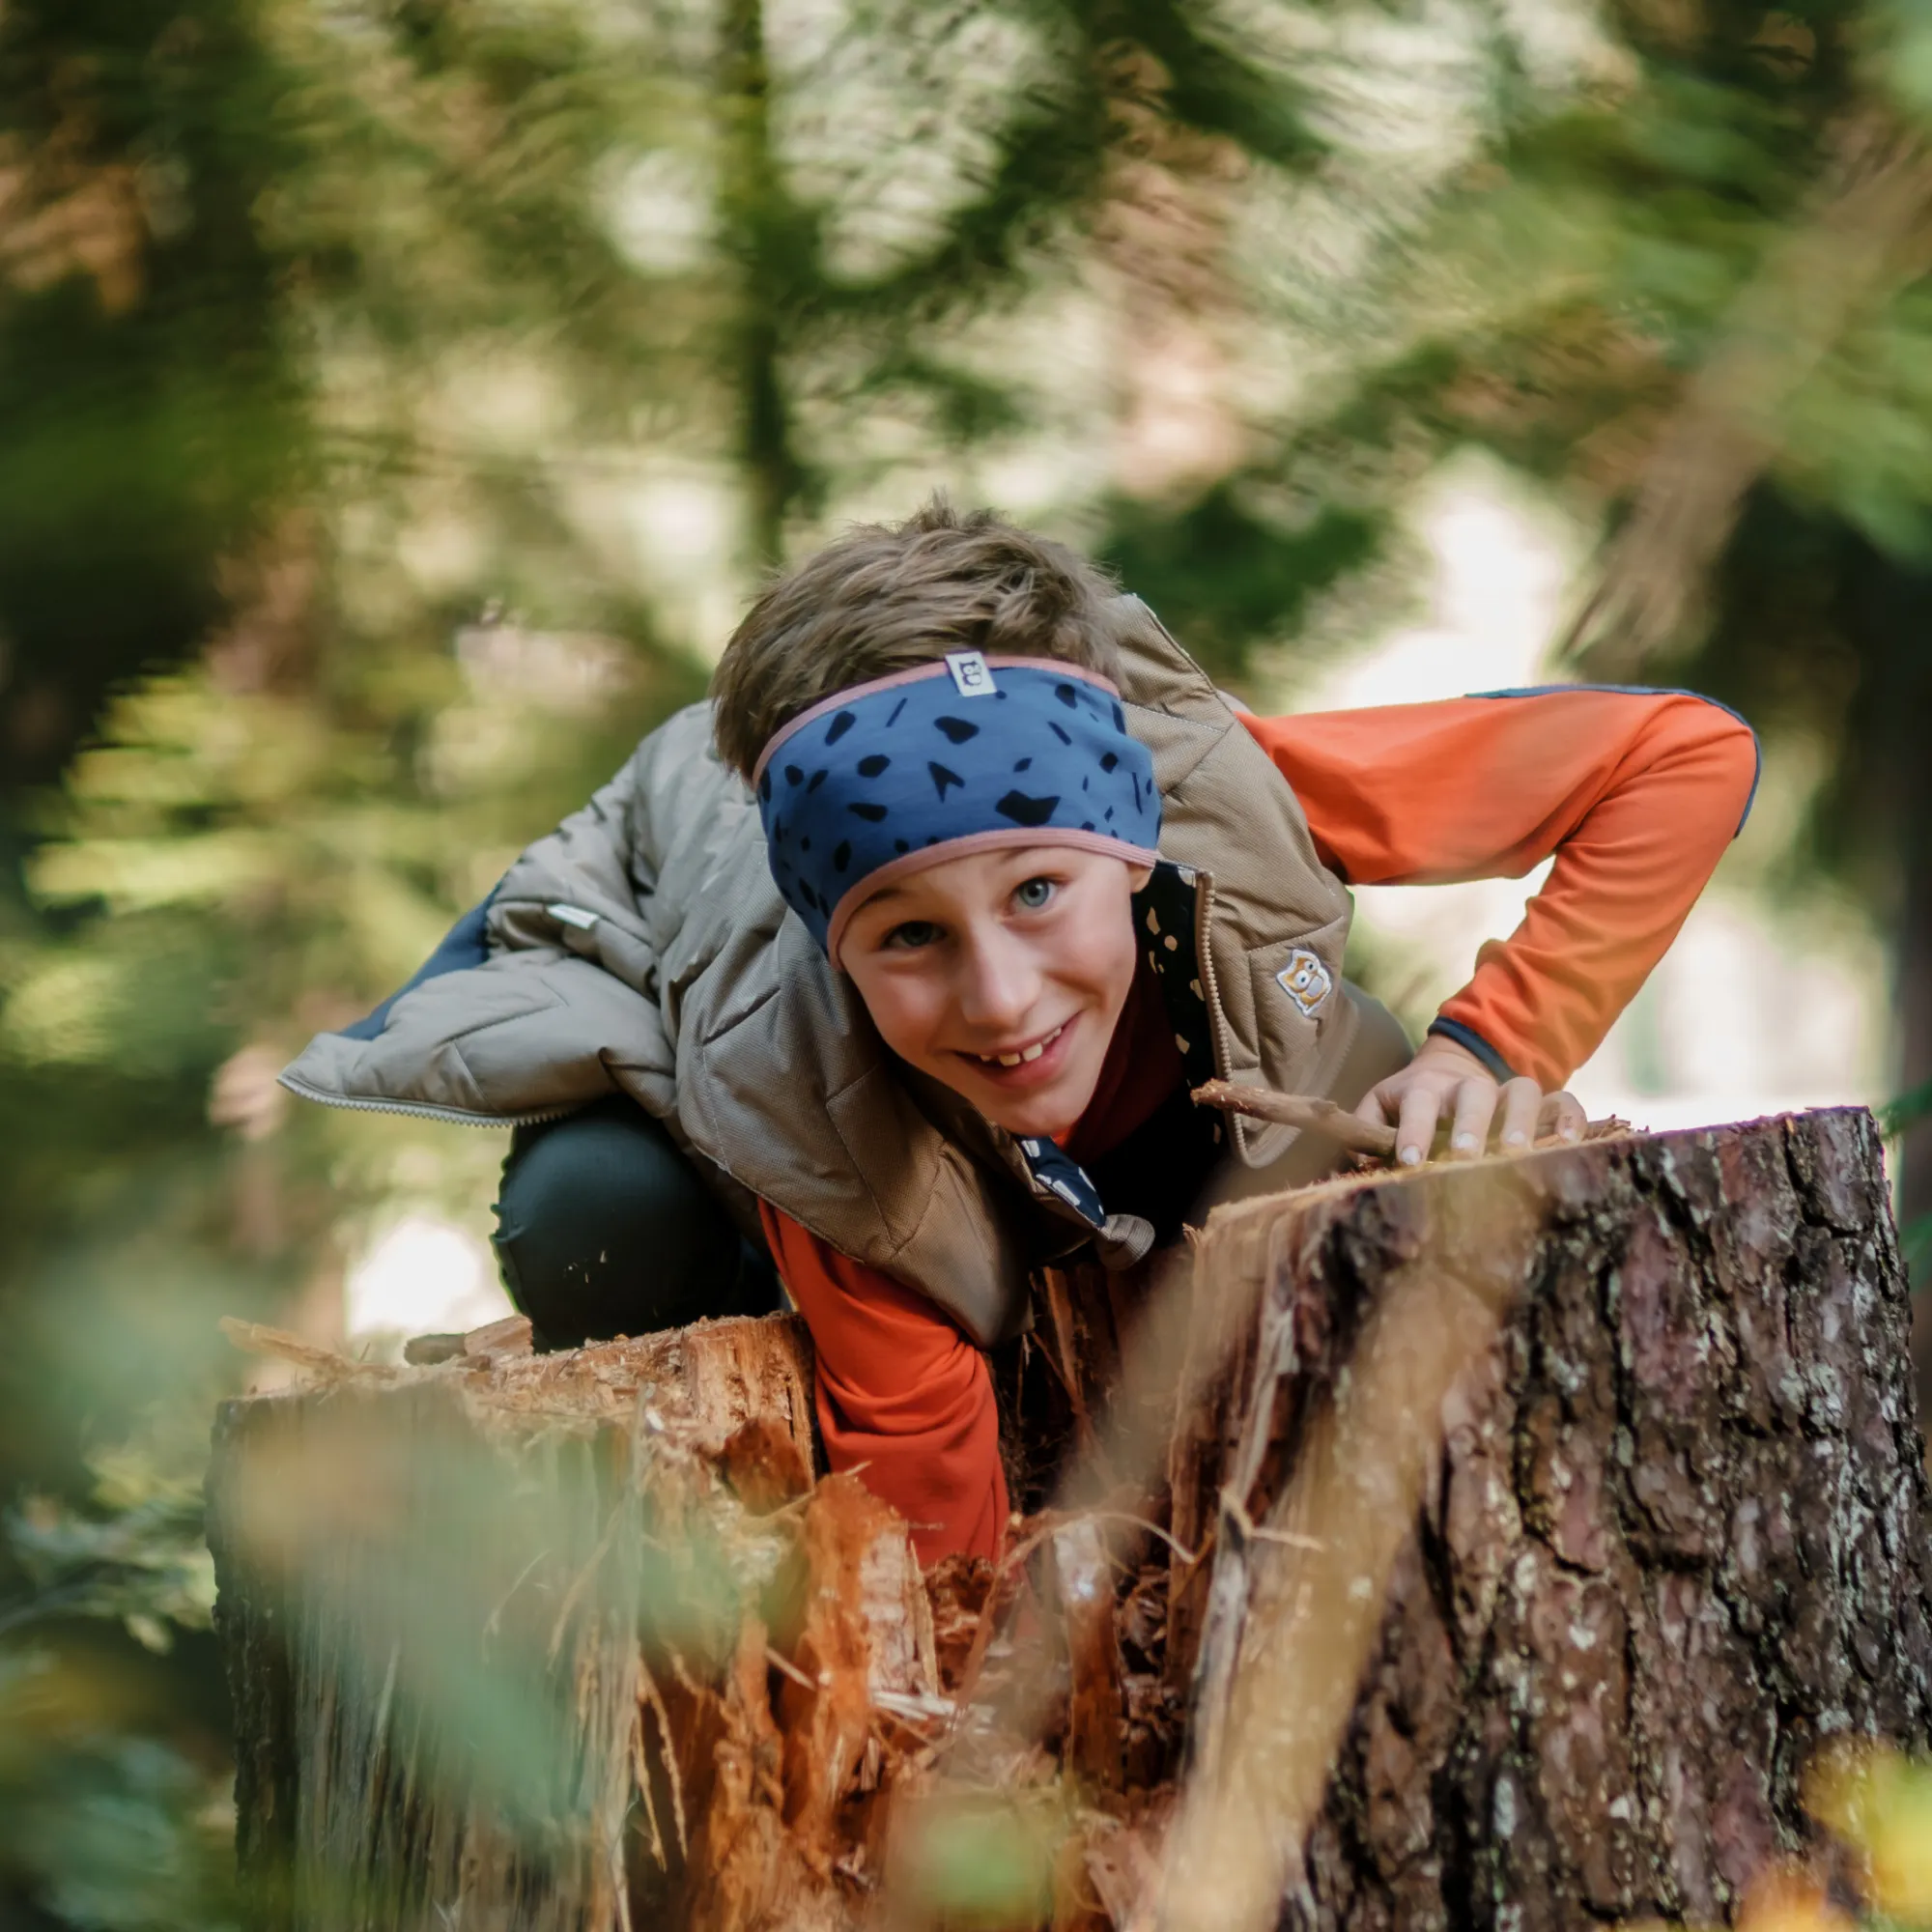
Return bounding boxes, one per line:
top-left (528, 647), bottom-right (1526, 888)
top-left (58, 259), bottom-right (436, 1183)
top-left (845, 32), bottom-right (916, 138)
top-left (913, 1035), bottom-right (1107, 1142)
top-left (980, 1103), bottom-right (1075, 1141)
top-left (963, 1073), bottom-right (1094, 1144)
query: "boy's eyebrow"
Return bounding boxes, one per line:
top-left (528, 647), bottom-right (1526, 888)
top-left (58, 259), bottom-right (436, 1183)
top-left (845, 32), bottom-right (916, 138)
top-left (843, 883), bottom-right (922, 931)
top-left (850, 846), bottom-right (1062, 921)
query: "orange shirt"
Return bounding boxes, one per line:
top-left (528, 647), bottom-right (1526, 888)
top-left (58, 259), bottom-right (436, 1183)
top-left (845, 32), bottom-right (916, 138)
top-left (758, 686), bottom-right (1759, 1564)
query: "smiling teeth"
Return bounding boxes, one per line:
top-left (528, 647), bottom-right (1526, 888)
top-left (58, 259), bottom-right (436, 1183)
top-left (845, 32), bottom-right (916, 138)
top-left (981, 1024), bottom-right (1064, 1068)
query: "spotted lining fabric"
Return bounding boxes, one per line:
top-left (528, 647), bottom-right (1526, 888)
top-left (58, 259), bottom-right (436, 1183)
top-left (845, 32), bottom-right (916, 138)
top-left (753, 656), bottom-right (1160, 961)
top-left (1132, 860), bottom-right (1219, 1108)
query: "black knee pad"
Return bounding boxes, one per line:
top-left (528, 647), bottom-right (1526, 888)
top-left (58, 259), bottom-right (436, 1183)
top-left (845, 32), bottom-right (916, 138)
top-left (492, 1097), bottom-right (774, 1349)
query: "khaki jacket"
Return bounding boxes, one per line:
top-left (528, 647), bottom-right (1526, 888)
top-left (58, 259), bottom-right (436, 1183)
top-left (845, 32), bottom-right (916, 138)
top-left (281, 599), bottom-right (1369, 1346)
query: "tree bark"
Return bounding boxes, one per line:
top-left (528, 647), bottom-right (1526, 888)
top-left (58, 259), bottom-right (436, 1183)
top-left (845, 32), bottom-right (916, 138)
top-left (209, 1109), bottom-right (1932, 1931)
top-left (1162, 1106), bottom-right (1932, 1931)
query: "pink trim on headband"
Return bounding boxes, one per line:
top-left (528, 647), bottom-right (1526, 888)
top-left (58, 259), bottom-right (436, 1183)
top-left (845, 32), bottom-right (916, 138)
top-left (824, 827), bottom-right (1160, 968)
top-left (752, 656), bottom-right (1125, 787)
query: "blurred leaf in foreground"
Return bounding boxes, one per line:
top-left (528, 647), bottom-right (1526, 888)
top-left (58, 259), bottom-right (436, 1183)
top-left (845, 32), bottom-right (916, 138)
top-left (1807, 1739), bottom-right (1932, 1925)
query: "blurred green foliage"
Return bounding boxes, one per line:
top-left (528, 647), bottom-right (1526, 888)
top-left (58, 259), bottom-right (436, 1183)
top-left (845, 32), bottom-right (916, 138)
top-left (4, 0), bottom-right (1932, 1922)
top-left (1807, 1739), bottom-right (1932, 1926)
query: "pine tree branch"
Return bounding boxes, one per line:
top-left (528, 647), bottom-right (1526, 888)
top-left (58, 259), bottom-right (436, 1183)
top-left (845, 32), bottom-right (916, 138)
top-left (1562, 113), bottom-right (1932, 676)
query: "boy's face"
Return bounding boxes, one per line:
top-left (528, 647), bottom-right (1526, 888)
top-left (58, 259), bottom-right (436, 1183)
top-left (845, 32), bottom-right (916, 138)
top-left (839, 846), bottom-right (1151, 1143)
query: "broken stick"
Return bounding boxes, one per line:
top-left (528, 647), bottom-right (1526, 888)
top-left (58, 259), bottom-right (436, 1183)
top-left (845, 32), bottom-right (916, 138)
top-left (1191, 1079), bottom-right (1630, 1162)
top-left (1191, 1081), bottom-right (1396, 1158)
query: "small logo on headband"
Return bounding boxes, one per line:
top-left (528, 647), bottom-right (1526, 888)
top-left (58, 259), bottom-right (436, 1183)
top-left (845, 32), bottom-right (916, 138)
top-left (946, 651), bottom-right (996, 697)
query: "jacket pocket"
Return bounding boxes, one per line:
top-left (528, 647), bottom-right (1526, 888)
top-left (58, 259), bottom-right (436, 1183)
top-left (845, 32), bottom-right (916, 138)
top-left (1228, 923), bottom-right (1351, 1166)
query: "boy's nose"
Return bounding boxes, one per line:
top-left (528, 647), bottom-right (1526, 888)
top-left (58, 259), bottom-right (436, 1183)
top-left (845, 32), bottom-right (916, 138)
top-left (953, 928), bottom-right (1040, 1034)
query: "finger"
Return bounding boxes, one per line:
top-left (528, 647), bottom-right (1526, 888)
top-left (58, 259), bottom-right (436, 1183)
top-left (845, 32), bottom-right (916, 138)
top-left (1352, 1078), bottom-right (1400, 1128)
top-left (1497, 1078), bottom-right (1544, 1150)
top-left (1539, 1090), bottom-right (1587, 1144)
top-left (1396, 1082), bottom-right (1441, 1167)
top-left (1448, 1079), bottom-right (1498, 1158)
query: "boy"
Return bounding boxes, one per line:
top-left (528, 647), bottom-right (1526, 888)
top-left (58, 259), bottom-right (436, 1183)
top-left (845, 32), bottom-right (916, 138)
top-left (282, 502), bottom-right (1758, 1565)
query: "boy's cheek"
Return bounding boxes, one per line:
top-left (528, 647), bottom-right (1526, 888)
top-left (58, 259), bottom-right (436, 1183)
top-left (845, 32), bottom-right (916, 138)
top-left (844, 964), bottom-right (934, 1062)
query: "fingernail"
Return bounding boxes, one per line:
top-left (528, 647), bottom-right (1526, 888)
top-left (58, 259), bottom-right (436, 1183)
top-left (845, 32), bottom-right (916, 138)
top-left (1452, 1133), bottom-right (1477, 1152)
top-left (1399, 1146), bottom-right (1422, 1167)
top-left (1503, 1129), bottom-right (1527, 1148)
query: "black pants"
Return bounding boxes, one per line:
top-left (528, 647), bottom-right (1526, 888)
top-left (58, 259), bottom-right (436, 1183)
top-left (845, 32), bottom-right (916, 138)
top-left (492, 1096), bottom-right (781, 1350)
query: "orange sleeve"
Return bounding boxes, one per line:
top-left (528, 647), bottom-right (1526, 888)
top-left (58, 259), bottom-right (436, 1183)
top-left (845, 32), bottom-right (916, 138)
top-left (758, 1203), bottom-right (1009, 1567)
top-left (1239, 688), bottom-right (1760, 1090)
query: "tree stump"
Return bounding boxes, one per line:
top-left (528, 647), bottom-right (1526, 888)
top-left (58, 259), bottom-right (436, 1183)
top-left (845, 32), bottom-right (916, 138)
top-left (206, 1315), bottom-right (939, 1930)
top-left (1161, 1106), bottom-right (1932, 1931)
top-left (208, 1109), bottom-right (1932, 1931)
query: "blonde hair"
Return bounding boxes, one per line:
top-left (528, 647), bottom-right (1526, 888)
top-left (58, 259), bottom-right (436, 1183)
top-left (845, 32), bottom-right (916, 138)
top-left (710, 498), bottom-right (1123, 780)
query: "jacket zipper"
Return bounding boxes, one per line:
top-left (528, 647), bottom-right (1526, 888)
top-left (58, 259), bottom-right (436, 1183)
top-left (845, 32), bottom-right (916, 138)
top-left (275, 1072), bottom-right (573, 1130)
top-left (1190, 867), bottom-right (1236, 1082)
top-left (1190, 867), bottom-right (1258, 1162)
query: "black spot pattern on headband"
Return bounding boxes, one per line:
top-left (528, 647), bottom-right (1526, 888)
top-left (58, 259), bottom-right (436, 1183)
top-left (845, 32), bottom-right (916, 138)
top-left (1111, 701), bottom-right (1125, 731)
top-left (995, 790), bottom-right (1059, 828)
top-left (756, 661), bottom-right (1160, 951)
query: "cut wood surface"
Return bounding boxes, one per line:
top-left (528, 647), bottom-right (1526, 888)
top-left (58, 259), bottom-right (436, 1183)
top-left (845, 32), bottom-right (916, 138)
top-left (209, 1108), bottom-right (1932, 1930)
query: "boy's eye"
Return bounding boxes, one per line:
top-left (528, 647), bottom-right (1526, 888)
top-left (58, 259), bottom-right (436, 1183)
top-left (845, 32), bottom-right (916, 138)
top-left (1014, 876), bottom-right (1055, 910)
top-left (885, 919), bottom-right (941, 951)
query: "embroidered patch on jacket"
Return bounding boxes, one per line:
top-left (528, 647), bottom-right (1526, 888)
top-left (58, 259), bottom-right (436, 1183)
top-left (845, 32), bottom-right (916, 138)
top-left (1276, 948), bottom-right (1334, 1018)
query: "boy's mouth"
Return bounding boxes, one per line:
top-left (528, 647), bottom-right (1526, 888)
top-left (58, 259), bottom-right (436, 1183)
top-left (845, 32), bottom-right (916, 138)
top-left (959, 1017), bottom-right (1072, 1080)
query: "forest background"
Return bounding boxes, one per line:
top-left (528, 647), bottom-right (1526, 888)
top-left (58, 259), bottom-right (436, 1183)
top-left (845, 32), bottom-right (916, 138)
top-left (2, 0), bottom-right (1931, 1923)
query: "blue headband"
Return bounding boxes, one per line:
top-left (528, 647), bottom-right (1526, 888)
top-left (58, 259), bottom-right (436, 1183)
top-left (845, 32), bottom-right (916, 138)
top-left (753, 652), bottom-right (1161, 962)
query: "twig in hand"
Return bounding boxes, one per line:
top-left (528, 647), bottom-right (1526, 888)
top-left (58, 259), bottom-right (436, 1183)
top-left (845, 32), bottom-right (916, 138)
top-left (1191, 1082), bottom-right (1397, 1158)
top-left (1192, 1080), bottom-right (1634, 1163)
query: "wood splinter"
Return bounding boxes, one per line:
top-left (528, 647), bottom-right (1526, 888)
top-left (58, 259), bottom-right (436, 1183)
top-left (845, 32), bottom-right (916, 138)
top-left (1191, 1079), bottom-right (1630, 1162)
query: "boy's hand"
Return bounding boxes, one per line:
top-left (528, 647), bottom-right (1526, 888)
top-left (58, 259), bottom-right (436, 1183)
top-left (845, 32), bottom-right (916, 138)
top-left (1353, 1035), bottom-right (1585, 1167)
